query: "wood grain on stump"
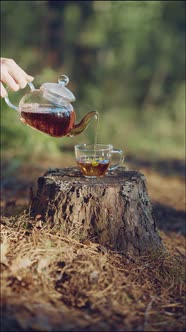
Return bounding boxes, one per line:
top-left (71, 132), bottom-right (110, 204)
top-left (30, 167), bottom-right (164, 255)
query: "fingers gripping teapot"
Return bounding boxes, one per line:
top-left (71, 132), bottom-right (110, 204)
top-left (4, 75), bottom-right (97, 137)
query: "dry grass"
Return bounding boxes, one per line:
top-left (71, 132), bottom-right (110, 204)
top-left (1, 210), bottom-right (185, 332)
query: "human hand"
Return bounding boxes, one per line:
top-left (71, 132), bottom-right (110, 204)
top-left (0, 58), bottom-right (34, 98)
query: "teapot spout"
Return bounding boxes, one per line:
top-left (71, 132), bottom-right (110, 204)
top-left (68, 111), bottom-right (98, 137)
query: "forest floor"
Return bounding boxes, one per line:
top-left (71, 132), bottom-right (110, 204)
top-left (0, 153), bottom-right (185, 332)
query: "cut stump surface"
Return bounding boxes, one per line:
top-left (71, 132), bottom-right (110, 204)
top-left (30, 167), bottom-right (164, 255)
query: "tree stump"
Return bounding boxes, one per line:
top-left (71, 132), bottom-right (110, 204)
top-left (30, 167), bottom-right (164, 256)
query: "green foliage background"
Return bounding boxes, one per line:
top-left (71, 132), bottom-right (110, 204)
top-left (1, 0), bottom-right (185, 161)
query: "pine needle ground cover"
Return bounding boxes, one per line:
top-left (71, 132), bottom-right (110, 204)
top-left (1, 211), bottom-right (185, 332)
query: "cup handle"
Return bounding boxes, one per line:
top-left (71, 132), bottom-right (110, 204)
top-left (4, 81), bottom-right (35, 111)
top-left (109, 149), bottom-right (124, 171)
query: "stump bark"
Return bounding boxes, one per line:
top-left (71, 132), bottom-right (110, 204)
top-left (30, 167), bottom-right (164, 255)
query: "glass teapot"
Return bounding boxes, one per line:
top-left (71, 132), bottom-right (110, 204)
top-left (4, 75), bottom-right (98, 137)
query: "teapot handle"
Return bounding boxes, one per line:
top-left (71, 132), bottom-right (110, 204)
top-left (4, 82), bottom-right (35, 111)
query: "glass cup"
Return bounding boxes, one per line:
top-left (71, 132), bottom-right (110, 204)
top-left (74, 144), bottom-right (124, 178)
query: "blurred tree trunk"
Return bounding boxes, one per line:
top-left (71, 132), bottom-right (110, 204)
top-left (142, 59), bottom-right (168, 111)
top-left (73, 1), bottom-right (98, 90)
top-left (44, 0), bottom-right (97, 79)
top-left (45, 0), bottom-right (67, 68)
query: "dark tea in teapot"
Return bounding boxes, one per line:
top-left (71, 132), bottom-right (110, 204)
top-left (5, 75), bottom-right (99, 139)
top-left (20, 104), bottom-right (75, 137)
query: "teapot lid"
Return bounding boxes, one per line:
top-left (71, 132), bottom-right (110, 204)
top-left (40, 75), bottom-right (76, 106)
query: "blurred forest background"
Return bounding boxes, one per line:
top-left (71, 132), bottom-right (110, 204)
top-left (1, 3), bottom-right (186, 331)
top-left (0, 0), bottom-right (185, 164)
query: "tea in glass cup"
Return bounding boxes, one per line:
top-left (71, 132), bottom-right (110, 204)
top-left (74, 144), bottom-right (124, 178)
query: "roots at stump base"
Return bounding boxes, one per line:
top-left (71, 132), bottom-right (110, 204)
top-left (30, 167), bottom-right (164, 256)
